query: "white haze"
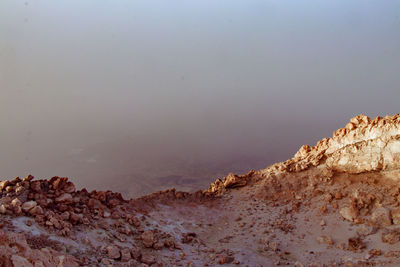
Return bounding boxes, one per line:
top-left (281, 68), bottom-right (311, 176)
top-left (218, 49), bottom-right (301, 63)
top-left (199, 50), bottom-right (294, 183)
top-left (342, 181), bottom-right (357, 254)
top-left (1, 0), bottom-right (400, 196)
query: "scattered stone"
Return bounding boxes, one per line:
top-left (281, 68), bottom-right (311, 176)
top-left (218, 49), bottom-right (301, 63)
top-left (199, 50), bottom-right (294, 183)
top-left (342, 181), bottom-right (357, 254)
top-left (371, 207), bottom-right (392, 227)
top-left (21, 201), bottom-right (37, 213)
top-left (348, 237), bottom-right (366, 251)
top-left (340, 206), bottom-right (358, 222)
top-left (106, 245), bottom-right (121, 259)
top-left (382, 229), bottom-right (400, 244)
top-left (141, 230), bottom-right (155, 248)
top-left (140, 252), bottom-right (156, 265)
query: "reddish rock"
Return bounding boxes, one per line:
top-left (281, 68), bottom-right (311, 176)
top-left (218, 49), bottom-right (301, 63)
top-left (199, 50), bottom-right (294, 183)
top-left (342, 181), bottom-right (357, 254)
top-left (21, 201), bottom-right (37, 213)
top-left (130, 246), bottom-right (142, 260)
top-left (392, 207), bottom-right (400, 225)
top-left (141, 231), bottom-right (155, 248)
top-left (339, 206), bottom-right (358, 222)
top-left (0, 180), bottom-right (10, 191)
top-left (120, 248), bottom-right (131, 262)
top-left (11, 255), bottom-right (33, 267)
top-left (55, 194), bottom-right (73, 203)
top-left (140, 252), bottom-right (155, 265)
top-left (29, 205), bottom-right (43, 216)
top-left (106, 245), bottom-right (121, 259)
top-left (371, 207), bottom-right (392, 227)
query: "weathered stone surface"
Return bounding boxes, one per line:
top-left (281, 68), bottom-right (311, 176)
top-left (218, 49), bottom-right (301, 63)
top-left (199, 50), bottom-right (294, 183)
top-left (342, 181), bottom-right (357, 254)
top-left (120, 247), bottom-right (131, 262)
top-left (223, 173), bottom-right (247, 188)
top-left (371, 207), bottom-right (392, 227)
top-left (141, 230), bottom-right (155, 248)
top-left (0, 180), bottom-right (10, 191)
top-left (140, 252), bottom-right (156, 265)
top-left (106, 245), bottom-right (121, 259)
top-left (340, 206), bottom-right (359, 222)
top-left (21, 201), bottom-right (37, 213)
top-left (260, 114), bottom-right (400, 176)
top-left (11, 255), bottom-right (33, 267)
top-left (392, 207), bottom-right (400, 225)
top-left (55, 193), bottom-right (73, 203)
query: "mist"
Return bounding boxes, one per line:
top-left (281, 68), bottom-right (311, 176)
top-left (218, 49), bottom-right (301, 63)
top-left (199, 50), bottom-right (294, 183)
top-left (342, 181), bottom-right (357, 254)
top-left (1, 0), bottom-right (400, 197)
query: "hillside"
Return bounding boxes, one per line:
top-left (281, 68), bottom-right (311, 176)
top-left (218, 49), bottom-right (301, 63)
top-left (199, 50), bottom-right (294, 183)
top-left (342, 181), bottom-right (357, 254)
top-left (2, 114), bottom-right (400, 266)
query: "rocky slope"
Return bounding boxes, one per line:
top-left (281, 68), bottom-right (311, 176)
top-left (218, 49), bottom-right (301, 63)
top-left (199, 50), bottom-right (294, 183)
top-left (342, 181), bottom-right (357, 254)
top-left (2, 114), bottom-right (400, 266)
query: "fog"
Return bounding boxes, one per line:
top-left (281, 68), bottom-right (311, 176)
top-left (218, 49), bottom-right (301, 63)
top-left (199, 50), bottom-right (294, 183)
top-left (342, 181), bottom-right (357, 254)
top-left (1, 0), bottom-right (400, 197)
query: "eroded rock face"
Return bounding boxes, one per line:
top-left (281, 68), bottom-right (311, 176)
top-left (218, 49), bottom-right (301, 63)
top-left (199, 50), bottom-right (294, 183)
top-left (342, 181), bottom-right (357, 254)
top-left (262, 114), bottom-right (400, 176)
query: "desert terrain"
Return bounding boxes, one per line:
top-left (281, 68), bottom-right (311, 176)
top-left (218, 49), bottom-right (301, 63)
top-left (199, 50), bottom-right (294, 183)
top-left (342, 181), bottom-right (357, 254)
top-left (2, 114), bottom-right (400, 266)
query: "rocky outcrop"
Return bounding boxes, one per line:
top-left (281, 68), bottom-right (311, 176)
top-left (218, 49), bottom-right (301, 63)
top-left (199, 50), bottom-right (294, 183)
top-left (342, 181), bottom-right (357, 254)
top-left (263, 114), bottom-right (400, 175)
top-left (208, 170), bottom-right (255, 194)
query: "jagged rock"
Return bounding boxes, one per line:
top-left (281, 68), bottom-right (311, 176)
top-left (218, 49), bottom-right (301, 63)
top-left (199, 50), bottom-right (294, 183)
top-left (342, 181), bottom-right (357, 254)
top-left (0, 180), bottom-right (10, 191)
top-left (223, 173), bottom-right (247, 188)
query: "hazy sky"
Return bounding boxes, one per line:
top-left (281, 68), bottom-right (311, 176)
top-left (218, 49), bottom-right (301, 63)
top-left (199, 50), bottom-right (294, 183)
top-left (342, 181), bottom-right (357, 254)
top-left (1, 0), bottom-right (400, 196)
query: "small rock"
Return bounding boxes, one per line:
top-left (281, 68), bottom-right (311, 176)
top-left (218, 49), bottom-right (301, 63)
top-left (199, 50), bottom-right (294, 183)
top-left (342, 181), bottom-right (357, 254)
top-left (218, 255), bottom-right (235, 264)
top-left (11, 255), bottom-right (34, 267)
top-left (29, 205), bottom-right (43, 216)
top-left (392, 207), bottom-right (400, 225)
top-left (0, 204), bottom-right (6, 214)
top-left (140, 252), bottom-right (156, 265)
top-left (120, 247), bottom-right (131, 262)
top-left (348, 237), bottom-right (366, 251)
top-left (106, 245), bottom-right (121, 259)
top-left (317, 235), bottom-right (334, 245)
top-left (21, 201), bottom-right (37, 213)
top-left (371, 207), bottom-right (392, 227)
top-left (0, 180), bottom-right (10, 190)
top-left (11, 198), bottom-right (22, 207)
top-left (55, 193), bottom-right (73, 203)
top-left (141, 230), bottom-right (155, 248)
top-left (340, 206), bottom-right (358, 222)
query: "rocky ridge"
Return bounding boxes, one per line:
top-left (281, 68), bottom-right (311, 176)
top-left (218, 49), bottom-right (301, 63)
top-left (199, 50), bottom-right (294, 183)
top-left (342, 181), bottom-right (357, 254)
top-left (2, 114), bottom-right (400, 266)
